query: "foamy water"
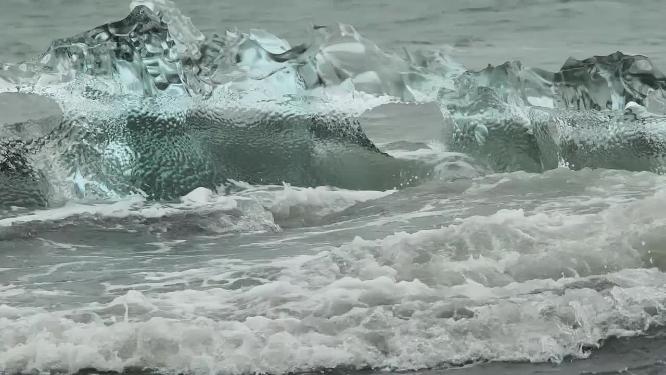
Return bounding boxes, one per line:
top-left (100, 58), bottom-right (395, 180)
top-left (3, 168), bottom-right (666, 374)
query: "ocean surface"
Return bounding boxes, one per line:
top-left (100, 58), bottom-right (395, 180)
top-left (2, 1), bottom-right (666, 374)
top-left (2, 0), bottom-right (666, 70)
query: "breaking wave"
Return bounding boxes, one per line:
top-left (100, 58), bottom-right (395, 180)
top-left (3, 169), bottom-right (666, 374)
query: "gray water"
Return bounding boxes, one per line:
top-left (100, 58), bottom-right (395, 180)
top-left (2, 0), bottom-right (666, 70)
top-left (2, 1), bottom-right (666, 374)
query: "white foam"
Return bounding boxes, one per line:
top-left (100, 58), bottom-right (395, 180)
top-left (266, 185), bottom-right (392, 224)
top-left (0, 286), bottom-right (25, 299)
top-left (2, 268), bottom-right (664, 374)
top-left (231, 183), bottom-right (393, 226)
top-left (0, 189), bottom-right (279, 237)
top-left (527, 95), bottom-right (555, 108)
top-left (4, 169), bottom-right (666, 374)
top-left (4, 185), bottom-right (666, 373)
top-left (0, 184), bottom-right (389, 238)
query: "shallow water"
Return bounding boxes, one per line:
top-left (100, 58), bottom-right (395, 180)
top-left (2, 1), bottom-right (666, 375)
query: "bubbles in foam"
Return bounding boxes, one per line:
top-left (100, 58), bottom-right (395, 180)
top-left (3, 171), bottom-right (666, 374)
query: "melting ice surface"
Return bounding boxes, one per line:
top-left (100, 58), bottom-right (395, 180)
top-left (3, 0), bottom-right (666, 374)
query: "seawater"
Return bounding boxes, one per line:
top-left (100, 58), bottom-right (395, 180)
top-left (2, 1), bottom-right (666, 374)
